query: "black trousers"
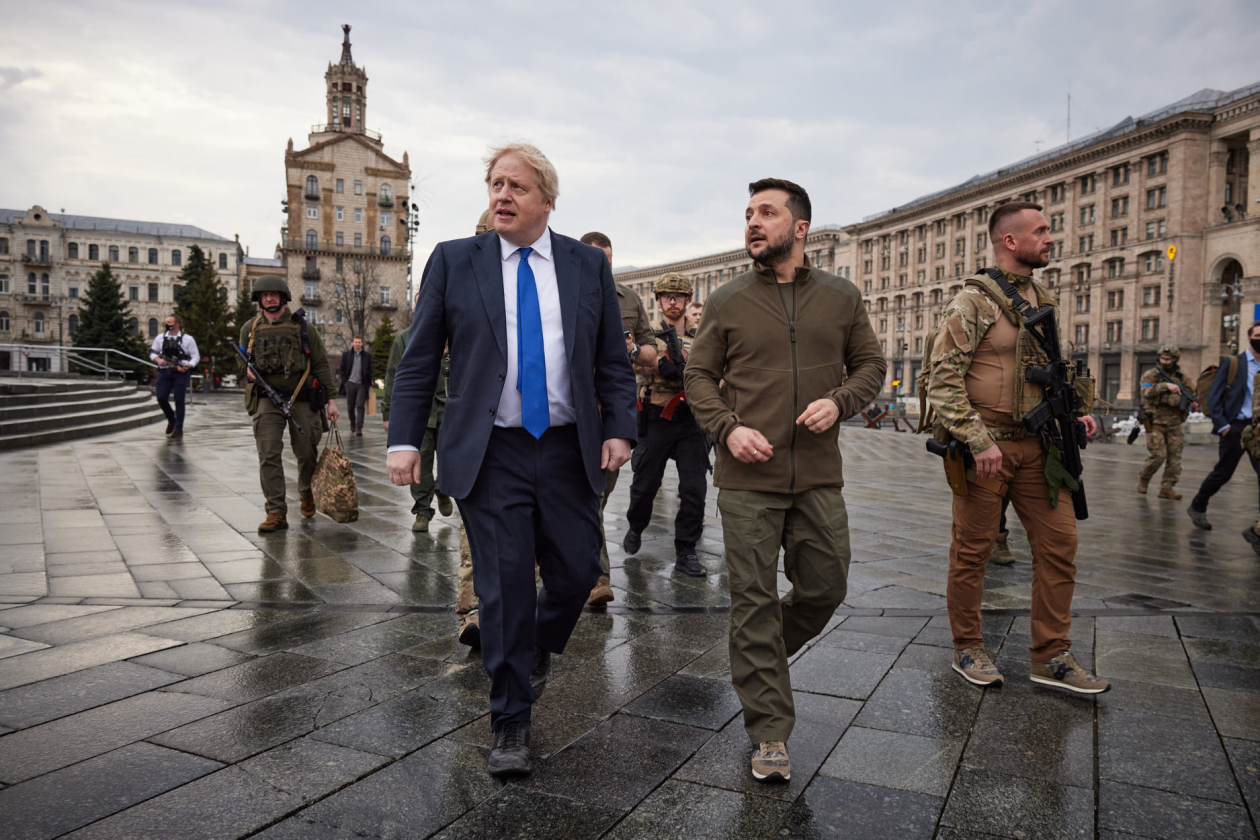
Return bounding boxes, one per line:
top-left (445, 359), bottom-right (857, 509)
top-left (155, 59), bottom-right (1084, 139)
top-left (626, 404), bottom-right (709, 551)
top-left (344, 381), bottom-right (367, 429)
top-left (458, 424), bottom-right (600, 730)
top-left (155, 369), bottom-right (190, 430)
top-left (1192, 422), bottom-right (1260, 512)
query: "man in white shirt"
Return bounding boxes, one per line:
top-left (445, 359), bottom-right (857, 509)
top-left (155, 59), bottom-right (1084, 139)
top-left (385, 143), bottom-right (637, 777)
top-left (149, 314), bottom-right (200, 439)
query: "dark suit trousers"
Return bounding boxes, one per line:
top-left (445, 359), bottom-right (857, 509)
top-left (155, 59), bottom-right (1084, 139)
top-left (155, 369), bottom-right (190, 429)
top-left (1192, 422), bottom-right (1260, 512)
top-left (459, 424), bottom-right (601, 730)
top-left (344, 381), bottom-right (367, 430)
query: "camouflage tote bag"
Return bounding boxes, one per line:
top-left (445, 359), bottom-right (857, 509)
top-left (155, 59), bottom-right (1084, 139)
top-left (312, 423), bottom-right (359, 522)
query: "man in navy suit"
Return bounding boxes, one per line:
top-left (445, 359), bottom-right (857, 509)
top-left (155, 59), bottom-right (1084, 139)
top-left (1189, 322), bottom-right (1260, 545)
top-left (386, 143), bottom-right (637, 777)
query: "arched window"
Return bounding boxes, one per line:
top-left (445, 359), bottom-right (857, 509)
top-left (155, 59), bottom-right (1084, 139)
top-left (33, 311), bottom-right (45, 337)
top-left (0, 311), bottom-right (9, 332)
top-left (148, 318), bottom-right (159, 338)
top-left (306, 230), bottom-right (318, 248)
top-left (68, 314), bottom-right (78, 335)
top-left (128, 247), bottom-right (139, 263)
top-left (89, 244), bottom-right (99, 260)
top-left (172, 249), bottom-right (182, 266)
top-left (108, 245), bottom-right (119, 262)
top-left (380, 183), bottom-right (392, 200)
top-left (148, 248), bottom-right (158, 265)
top-left (306, 175), bottom-right (319, 197)
top-left (380, 236), bottom-right (391, 255)
top-left (379, 183), bottom-right (393, 207)
top-left (68, 243), bottom-right (79, 259)
top-left (127, 318), bottom-right (139, 336)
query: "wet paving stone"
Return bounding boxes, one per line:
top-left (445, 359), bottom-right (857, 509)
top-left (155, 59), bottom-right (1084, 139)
top-left (448, 703), bottom-right (603, 760)
top-left (1098, 706), bottom-right (1241, 804)
top-left (820, 726), bottom-right (963, 797)
top-left (171, 652), bottom-right (346, 702)
top-left (0, 660), bottom-right (182, 729)
top-left (431, 786), bottom-right (622, 840)
top-left (297, 737), bottom-right (501, 838)
top-left (789, 645), bottom-right (897, 700)
top-left (9, 605), bottom-right (214, 646)
top-left (521, 712), bottom-right (711, 811)
top-left (310, 680), bottom-right (486, 757)
top-left (209, 610), bottom-right (394, 655)
top-left (851, 665), bottom-right (982, 740)
top-left (962, 679), bottom-right (1095, 788)
top-left (815, 627), bottom-right (912, 655)
top-left (622, 673), bottom-right (743, 730)
top-left (0, 631), bottom-right (184, 692)
top-left (1200, 686), bottom-right (1260, 741)
top-left (779, 776), bottom-right (943, 839)
top-left (603, 778), bottom-right (790, 840)
top-left (1099, 779), bottom-right (1255, 840)
top-left (127, 641), bottom-right (257, 677)
top-left (1095, 676), bottom-right (1212, 722)
top-left (940, 768), bottom-right (1093, 840)
top-left (0, 741), bottom-right (221, 840)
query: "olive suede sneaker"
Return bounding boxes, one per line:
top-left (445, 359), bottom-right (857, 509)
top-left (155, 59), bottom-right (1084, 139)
top-left (952, 647), bottom-right (1004, 687)
top-left (1031, 651), bottom-right (1110, 694)
top-left (751, 741), bottom-right (791, 782)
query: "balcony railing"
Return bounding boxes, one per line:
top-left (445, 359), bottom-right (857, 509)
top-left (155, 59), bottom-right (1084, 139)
top-left (285, 237), bottom-right (407, 259)
top-left (304, 191), bottom-right (320, 201)
top-left (22, 253), bottom-right (52, 266)
top-left (310, 123), bottom-right (383, 142)
top-left (372, 302), bottom-right (398, 311)
top-left (378, 196), bottom-right (394, 208)
top-left (300, 295), bottom-right (322, 306)
top-left (301, 268), bottom-right (321, 281)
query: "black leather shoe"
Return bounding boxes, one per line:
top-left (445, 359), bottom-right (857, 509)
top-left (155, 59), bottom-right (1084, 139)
top-left (165, 422), bottom-right (174, 435)
top-left (529, 647), bottom-right (551, 698)
top-left (675, 551), bottom-right (707, 577)
top-left (1187, 505), bottom-right (1212, 531)
top-left (487, 722), bottom-right (532, 777)
top-left (622, 529), bottom-right (642, 555)
top-left (1243, 527), bottom-right (1260, 556)
top-left (169, 429), bottom-right (183, 439)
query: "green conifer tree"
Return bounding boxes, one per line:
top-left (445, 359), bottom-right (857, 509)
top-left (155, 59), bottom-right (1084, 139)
top-left (230, 283), bottom-right (257, 344)
top-left (370, 315), bottom-right (396, 385)
top-left (73, 262), bottom-right (148, 375)
top-left (174, 245), bottom-right (231, 379)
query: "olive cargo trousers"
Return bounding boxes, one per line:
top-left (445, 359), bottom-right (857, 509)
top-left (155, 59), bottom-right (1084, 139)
top-left (717, 485), bottom-right (850, 744)
top-left (252, 398), bottom-right (322, 516)
top-left (948, 437), bottom-right (1077, 661)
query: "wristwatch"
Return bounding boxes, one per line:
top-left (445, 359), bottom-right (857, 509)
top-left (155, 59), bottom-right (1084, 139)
top-left (629, 344), bottom-right (641, 362)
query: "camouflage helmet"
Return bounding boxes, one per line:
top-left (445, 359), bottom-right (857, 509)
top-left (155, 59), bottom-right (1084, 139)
top-left (654, 273), bottom-right (693, 297)
top-left (1158, 344), bottom-right (1181, 359)
top-left (475, 209), bottom-right (491, 235)
top-left (250, 274), bottom-right (291, 304)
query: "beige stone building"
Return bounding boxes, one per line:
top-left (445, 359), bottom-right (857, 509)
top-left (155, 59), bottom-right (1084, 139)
top-left (280, 25), bottom-right (411, 352)
top-left (616, 227), bottom-right (853, 324)
top-left (843, 81), bottom-right (1260, 409)
top-left (0, 205), bottom-right (239, 372)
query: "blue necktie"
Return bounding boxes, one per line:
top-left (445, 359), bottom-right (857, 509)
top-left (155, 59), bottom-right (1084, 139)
top-left (516, 247), bottom-right (550, 438)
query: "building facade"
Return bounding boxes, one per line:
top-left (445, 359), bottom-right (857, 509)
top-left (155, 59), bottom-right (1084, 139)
top-left (280, 25), bottom-right (411, 352)
top-left (0, 205), bottom-right (239, 372)
top-left (616, 227), bottom-right (853, 324)
top-left (843, 82), bottom-right (1260, 409)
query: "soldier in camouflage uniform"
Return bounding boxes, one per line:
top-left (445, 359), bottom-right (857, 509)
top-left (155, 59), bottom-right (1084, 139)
top-left (241, 275), bottom-right (340, 532)
top-left (622, 273), bottom-right (709, 577)
top-left (926, 202), bottom-right (1108, 695)
top-left (1137, 345), bottom-right (1196, 500)
top-left (383, 331), bottom-right (453, 531)
top-left (580, 232), bottom-right (657, 603)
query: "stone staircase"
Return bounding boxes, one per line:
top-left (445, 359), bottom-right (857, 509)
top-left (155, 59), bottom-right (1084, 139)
top-left (0, 379), bottom-right (165, 449)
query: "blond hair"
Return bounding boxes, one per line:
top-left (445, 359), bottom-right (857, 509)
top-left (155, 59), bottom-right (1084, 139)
top-left (483, 142), bottom-right (560, 206)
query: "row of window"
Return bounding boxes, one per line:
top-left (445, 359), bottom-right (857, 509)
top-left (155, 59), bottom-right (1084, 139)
top-left (305, 175), bottom-right (393, 202)
top-left (1074, 318), bottom-right (1161, 345)
top-left (303, 207), bottom-right (395, 227)
top-left (303, 231), bottom-right (392, 254)
top-left (0, 312), bottom-right (187, 340)
top-left (0, 238), bottom-right (230, 270)
top-left (0, 273), bottom-right (184, 302)
top-left (302, 281), bottom-right (393, 306)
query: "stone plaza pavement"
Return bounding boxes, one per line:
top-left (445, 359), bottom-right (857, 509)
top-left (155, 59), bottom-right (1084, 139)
top-left (0, 397), bottom-right (1258, 839)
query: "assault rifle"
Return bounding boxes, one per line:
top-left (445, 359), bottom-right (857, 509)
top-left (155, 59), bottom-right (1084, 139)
top-left (1127, 412), bottom-right (1153, 445)
top-left (657, 325), bottom-right (687, 382)
top-left (980, 268), bottom-right (1089, 521)
top-left (230, 341), bottom-right (303, 434)
top-left (1154, 369), bottom-right (1195, 414)
top-left (157, 334), bottom-right (191, 370)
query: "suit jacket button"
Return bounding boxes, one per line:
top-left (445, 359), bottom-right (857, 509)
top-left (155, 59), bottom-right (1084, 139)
top-left (498, 374), bottom-right (505, 381)
top-left (488, 408), bottom-right (495, 415)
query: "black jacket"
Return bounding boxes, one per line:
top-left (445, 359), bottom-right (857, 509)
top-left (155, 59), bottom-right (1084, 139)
top-left (1207, 352), bottom-right (1250, 433)
top-left (337, 349), bottom-right (373, 395)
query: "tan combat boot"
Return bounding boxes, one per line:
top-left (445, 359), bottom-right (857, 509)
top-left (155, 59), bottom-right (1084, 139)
top-left (588, 576), bottom-right (615, 605)
top-left (1136, 476), bottom-right (1149, 495)
top-left (300, 492), bottom-right (316, 518)
top-left (989, 531), bottom-right (1015, 566)
top-left (258, 511), bottom-right (288, 533)
top-left (457, 609), bottom-right (481, 649)
top-left (1158, 487), bottom-right (1182, 500)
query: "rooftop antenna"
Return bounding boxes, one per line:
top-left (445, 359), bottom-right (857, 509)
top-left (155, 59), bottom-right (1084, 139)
top-left (1066, 83), bottom-right (1071, 143)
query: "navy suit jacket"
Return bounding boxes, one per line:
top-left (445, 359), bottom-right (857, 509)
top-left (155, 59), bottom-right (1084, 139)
top-left (387, 229), bottom-right (638, 498)
top-left (1207, 352), bottom-right (1250, 433)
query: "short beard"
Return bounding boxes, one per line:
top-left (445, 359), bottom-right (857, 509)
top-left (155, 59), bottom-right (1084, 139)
top-left (747, 229), bottom-right (796, 268)
top-left (1017, 247), bottom-right (1050, 270)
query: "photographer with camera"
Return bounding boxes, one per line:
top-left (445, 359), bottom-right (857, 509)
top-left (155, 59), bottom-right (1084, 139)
top-left (149, 314), bottom-right (200, 439)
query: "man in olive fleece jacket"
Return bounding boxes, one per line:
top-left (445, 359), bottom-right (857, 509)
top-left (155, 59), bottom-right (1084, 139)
top-left (684, 179), bottom-right (885, 783)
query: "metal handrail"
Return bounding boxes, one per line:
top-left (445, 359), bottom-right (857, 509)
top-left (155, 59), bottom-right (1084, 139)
top-left (0, 342), bottom-right (200, 386)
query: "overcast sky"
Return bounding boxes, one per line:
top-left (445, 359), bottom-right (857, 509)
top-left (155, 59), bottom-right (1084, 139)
top-left (2, 0), bottom-right (1258, 270)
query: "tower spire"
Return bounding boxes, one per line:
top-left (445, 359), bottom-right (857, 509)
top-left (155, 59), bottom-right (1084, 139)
top-left (340, 24), bottom-right (353, 66)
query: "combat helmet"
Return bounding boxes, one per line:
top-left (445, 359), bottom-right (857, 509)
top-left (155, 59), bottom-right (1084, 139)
top-left (250, 274), bottom-right (291, 304)
top-left (654, 273), bottom-right (693, 297)
top-left (1158, 344), bottom-right (1181, 359)
top-left (475, 209), bottom-right (491, 235)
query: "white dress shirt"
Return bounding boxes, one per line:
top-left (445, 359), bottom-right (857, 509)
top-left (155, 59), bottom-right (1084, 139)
top-left (495, 227), bottom-right (575, 428)
top-left (149, 331), bottom-right (200, 369)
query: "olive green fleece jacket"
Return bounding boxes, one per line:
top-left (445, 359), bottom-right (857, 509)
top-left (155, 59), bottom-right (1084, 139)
top-left (683, 265), bottom-right (886, 493)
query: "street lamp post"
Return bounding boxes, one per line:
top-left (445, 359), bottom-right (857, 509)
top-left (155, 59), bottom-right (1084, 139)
top-left (405, 183), bottom-right (421, 304)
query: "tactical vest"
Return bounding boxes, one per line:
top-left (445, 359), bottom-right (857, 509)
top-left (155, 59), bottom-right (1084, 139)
top-left (247, 315), bottom-right (308, 392)
top-left (961, 271), bottom-right (1056, 424)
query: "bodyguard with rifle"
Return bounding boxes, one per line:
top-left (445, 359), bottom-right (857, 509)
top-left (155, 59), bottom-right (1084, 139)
top-left (1135, 345), bottom-right (1197, 499)
top-left (149, 314), bottom-right (200, 438)
top-left (924, 202), bottom-right (1108, 695)
top-left (238, 275), bottom-right (339, 532)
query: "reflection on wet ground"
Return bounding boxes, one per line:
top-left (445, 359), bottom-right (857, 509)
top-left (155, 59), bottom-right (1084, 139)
top-left (0, 399), bottom-right (1257, 837)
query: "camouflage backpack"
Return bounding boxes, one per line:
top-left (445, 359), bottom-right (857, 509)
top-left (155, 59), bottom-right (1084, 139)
top-left (312, 423), bottom-right (359, 522)
top-left (914, 327), bottom-right (944, 434)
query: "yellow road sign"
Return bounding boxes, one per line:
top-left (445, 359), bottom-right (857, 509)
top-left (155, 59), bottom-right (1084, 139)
top-left (1167, 245), bottom-right (1177, 262)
